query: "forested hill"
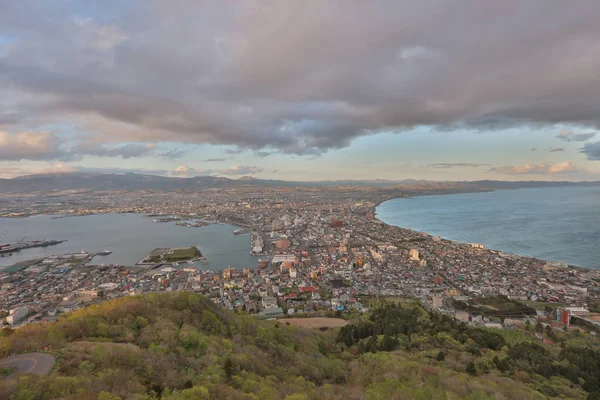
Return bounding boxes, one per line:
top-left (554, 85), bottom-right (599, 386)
top-left (1, 292), bottom-right (599, 399)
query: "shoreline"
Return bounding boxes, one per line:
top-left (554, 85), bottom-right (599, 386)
top-left (2, 186), bottom-right (597, 273)
top-left (371, 191), bottom-right (596, 272)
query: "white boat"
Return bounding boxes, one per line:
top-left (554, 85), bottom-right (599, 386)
top-left (97, 250), bottom-right (112, 256)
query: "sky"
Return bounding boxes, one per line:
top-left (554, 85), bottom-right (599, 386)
top-left (1, 0), bottom-right (600, 182)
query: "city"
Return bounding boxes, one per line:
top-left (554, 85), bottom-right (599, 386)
top-left (2, 187), bottom-right (599, 332)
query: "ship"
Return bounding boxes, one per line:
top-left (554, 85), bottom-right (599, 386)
top-left (0, 244), bottom-right (18, 255)
top-left (97, 250), bottom-right (112, 256)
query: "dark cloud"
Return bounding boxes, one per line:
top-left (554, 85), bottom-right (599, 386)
top-left (550, 147), bottom-right (564, 152)
top-left (254, 151), bottom-right (276, 158)
top-left (430, 163), bottom-right (490, 169)
top-left (580, 141), bottom-right (600, 160)
top-left (224, 149), bottom-right (244, 155)
top-left (157, 149), bottom-right (187, 159)
top-left (556, 130), bottom-right (596, 142)
top-left (1, 1), bottom-right (600, 155)
top-left (73, 142), bottom-right (157, 159)
top-left (204, 157), bottom-right (227, 162)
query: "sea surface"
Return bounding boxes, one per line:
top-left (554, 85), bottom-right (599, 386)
top-left (0, 213), bottom-right (259, 270)
top-left (376, 186), bottom-right (600, 270)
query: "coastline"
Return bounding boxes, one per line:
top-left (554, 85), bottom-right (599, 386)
top-left (371, 190), bottom-right (596, 272)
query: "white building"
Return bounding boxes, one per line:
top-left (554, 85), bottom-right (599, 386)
top-left (409, 249), bottom-right (420, 261)
top-left (7, 307), bottom-right (29, 325)
top-left (262, 296), bottom-right (277, 309)
top-left (564, 307), bottom-right (590, 317)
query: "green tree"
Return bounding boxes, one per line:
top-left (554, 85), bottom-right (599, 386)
top-left (466, 361), bottom-right (477, 376)
top-left (436, 351), bottom-right (445, 362)
top-left (224, 357), bottom-right (235, 381)
top-left (98, 392), bottom-right (122, 400)
top-left (162, 386), bottom-right (210, 400)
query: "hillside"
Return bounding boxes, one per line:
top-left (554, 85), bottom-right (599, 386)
top-left (1, 172), bottom-right (600, 194)
top-left (1, 293), bottom-right (599, 399)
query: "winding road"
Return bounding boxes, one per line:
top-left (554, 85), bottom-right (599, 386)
top-left (0, 353), bottom-right (55, 378)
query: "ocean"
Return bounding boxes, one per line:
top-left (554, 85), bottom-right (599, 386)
top-left (375, 186), bottom-right (600, 270)
top-left (0, 213), bottom-right (259, 270)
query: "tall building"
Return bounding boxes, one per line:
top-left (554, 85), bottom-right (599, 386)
top-left (410, 249), bottom-right (420, 261)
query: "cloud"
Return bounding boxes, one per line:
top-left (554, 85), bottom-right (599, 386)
top-left (2, 1), bottom-right (600, 155)
top-left (580, 141), bottom-right (600, 160)
top-left (224, 149), bottom-right (244, 155)
top-left (172, 164), bottom-right (263, 177)
top-left (254, 151), bottom-right (276, 158)
top-left (489, 161), bottom-right (581, 175)
top-left (556, 130), bottom-right (596, 142)
top-left (175, 165), bottom-right (191, 174)
top-left (157, 149), bottom-right (187, 159)
top-left (430, 163), bottom-right (490, 169)
top-left (0, 131), bottom-right (186, 161)
top-left (74, 166), bottom-right (170, 175)
top-left (550, 147), bottom-right (564, 152)
top-left (0, 162), bottom-right (75, 178)
top-left (0, 131), bottom-right (64, 161)
top-left (204, 157), bottom-right (227, 162)
top-left (73, 142), bottom-right (158, 159)
top-left (221, 165), bottom-right (264, 175)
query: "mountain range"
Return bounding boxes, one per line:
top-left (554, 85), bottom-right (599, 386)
top-left (0, 172), bottom-right (599, 194)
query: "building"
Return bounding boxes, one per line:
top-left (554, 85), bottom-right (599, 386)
top-left (454, 311), bottom-right (470, 322)
top-left (431, 294), bottom-right (443, 309)
top-left (409, 249), bottom-right (420, 261)
top-left (275, 239), bottom-right (291, 249)
top-left (564, 307), bottom-right (590, 317)
top-left (331, 219), bottom-right (344, 228)
top-left (262, 296), bottom-right (277, 309)
top-left (260, 307), bottom-right (284, 318)
top-left (7, 307), bottom-right (29, 325)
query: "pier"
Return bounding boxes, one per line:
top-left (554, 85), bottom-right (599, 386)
top-left (0, 239), bottom-right (67, 256)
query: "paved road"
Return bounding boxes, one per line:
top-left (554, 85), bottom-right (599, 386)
top-left (0, 353), bottom-right (55, 378)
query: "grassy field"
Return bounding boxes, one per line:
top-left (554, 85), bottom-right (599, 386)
top-left (163, 246), bottom-right (198, 261)
top-left (280, 318), bottom-right (349, 329)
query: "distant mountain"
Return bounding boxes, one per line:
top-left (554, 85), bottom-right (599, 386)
top-left (0, 172), bottom-right (599, 194)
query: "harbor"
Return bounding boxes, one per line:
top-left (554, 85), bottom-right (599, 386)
top-left (0, 214), bottom-right (259, 269)
top-left (0, 239), bottom-right (67, 257)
